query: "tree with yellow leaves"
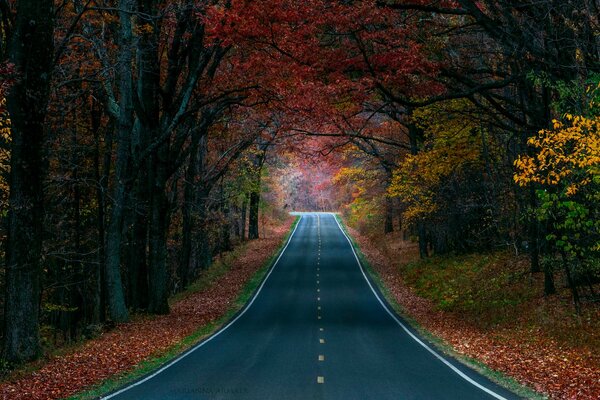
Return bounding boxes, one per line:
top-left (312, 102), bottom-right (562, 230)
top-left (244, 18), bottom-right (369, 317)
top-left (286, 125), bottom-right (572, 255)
top-left (388, 100), bottom-right (504, 254)
top-left (514, 83), bottom-right (600, 311)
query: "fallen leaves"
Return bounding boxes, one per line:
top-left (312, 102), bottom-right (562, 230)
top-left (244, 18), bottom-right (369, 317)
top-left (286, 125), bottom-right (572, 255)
top-left (0, 218), bottom-right (292, 400)
top-left (349, 227), bottom-right (600, 400)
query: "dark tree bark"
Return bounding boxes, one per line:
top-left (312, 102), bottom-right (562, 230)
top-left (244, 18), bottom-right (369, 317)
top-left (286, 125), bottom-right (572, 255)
top-left (126, 0), bottom-right (159, 309)
top-left (384, 194), bottom-right (394, 234)
top-left (195, 188), bottom-right (212, 271)
top-left (180, 181), bottom-right (196, 287)
top-left (543, 263), bottom-right (557, 296)
top-left (407, 117), bottom-right (429, 258)
top-left (104, 0), bottom-right (136, 323)
top-left (248, 190), bottom-right (260, 240)
top-left (220, 189), bottom-right (232, 253)
top-left (3, 0), bottom-right (55, 363)
top-left (240, 194), bottom-right (248, 241)
top-left (147, 142), bottom-right (170, 314)
top-left (92, 101), bottom-right (110, 323)
top-left (248, 140), bottom-right (270, 240)
top-left (180, 128), bottom-right (207, 288)
top-left (126, 197), bottom-right (149, 310)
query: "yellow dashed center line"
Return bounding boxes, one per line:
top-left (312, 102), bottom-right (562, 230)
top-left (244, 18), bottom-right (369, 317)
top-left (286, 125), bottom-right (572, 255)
top-left (316, 216), bottom-right (326, 387)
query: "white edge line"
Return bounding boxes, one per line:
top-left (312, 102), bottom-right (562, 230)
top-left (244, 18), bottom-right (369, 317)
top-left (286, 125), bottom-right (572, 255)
top-left (331, 213), bottom-right (509, 400)
top-left (103, 215), bottom-right (304, 399)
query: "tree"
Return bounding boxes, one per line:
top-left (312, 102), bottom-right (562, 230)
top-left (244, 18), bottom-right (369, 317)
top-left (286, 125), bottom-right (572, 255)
top-left (3, 0), bottom-right (55, 363)
top-left (515, 82), bottom-right (600, 307)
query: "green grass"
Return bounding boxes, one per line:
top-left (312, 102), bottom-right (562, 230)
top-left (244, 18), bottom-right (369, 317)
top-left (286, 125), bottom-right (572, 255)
top-left (67, 217), bottom-right (299, 400)
top-left (334, 215), bottom-right (546, 400)
top-left (402, 253), bottom-right (536, 328)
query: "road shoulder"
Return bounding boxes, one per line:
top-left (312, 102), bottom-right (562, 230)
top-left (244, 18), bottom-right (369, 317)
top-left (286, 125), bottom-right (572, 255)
top-left (0, 217), bottom-right (299, 400)
top-left (333, 215), bottom-right (545, 400)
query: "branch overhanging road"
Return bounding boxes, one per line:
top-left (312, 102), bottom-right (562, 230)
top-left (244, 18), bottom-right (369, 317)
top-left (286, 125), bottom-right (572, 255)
top-left (104, 213), bottom-right (521, 400)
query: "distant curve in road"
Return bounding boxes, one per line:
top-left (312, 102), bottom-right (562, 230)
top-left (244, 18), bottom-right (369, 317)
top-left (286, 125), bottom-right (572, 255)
top-left (104, 213), bottom-right (520, 400)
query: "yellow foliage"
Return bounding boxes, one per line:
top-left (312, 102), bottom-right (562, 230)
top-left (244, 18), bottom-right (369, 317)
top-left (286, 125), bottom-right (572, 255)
top-left (389, 100), bottom-right (486, 222)
top-left (333, 165), bottom-right (383, 225)
top-left (514, 114), bottom-right (600, 194)
top-left (135, 23), bottom-right (155, 36)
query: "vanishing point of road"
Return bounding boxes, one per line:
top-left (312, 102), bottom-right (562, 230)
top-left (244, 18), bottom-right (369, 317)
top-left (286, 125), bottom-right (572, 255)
top-left (105, 213), bottom-right (520, 400)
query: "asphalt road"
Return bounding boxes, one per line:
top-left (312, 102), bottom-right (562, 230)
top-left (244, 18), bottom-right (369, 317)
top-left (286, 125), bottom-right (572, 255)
top-left (105, 213), bottom-right (520, 400)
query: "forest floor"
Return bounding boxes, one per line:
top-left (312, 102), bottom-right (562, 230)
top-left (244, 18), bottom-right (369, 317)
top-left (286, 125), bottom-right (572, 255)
top-left (348, 226), bottom-right (600, 400)
top-left (0, 217), bottom-right (295, 400)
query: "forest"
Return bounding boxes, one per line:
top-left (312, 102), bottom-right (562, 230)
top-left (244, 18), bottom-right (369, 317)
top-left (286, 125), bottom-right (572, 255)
top-left (0, 0), bottom-right (598, 398)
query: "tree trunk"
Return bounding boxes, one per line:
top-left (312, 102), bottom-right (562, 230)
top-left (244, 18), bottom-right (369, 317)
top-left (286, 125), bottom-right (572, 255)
top-left (407, 116), bottom-right (428, 259)
top-left (562, 254), bottom-right (581, 314)
top-left (528, 186), bottom-right (541, 273)
top-left (221, 195), bottom-right (232, 252)
top-left (543, 262), bottom-right (556, 296)
top-left (384, 195), bottom-right (394, 234)
top-left (92, 104), bottom-right (110, 323)
top-left (248, 190), bottom-right (260, 240)
top-left (104, 148), bottom-right (131, 322)
top-left (180, 132), bottom-right (204, 288)
top-left (195, 190), bottom-right (212, 271)
top-left (417, 222), bottom-right (428, 259)
top-left (104, 0), bottom-right (136, 323)
top-left (147, 142), bottom-right (170, 315)
top-left (240, 194), bottom-right (248, 241)
top-left (126, 193), bottom-right (149, 310)
top-left (3, 0), bottom-right (55, 364)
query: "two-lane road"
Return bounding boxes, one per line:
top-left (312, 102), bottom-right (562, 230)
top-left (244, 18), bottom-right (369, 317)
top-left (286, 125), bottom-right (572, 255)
top-left (105, 213), bottom-right (520, 400)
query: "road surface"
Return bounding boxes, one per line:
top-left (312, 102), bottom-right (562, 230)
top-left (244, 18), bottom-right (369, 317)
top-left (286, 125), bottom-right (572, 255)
top-left (105, 213), bottom-right (520, 400)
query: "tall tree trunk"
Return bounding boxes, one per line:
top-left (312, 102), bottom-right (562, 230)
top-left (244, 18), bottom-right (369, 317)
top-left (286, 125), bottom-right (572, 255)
top-left (543, 262), bottom-right (556, 296)
top-left (192, 135), bottom-right (212, 275)
top-left (70, 112), bottom-right (84, 332)
top-left (417, 222), bottom-right (429, 259)
top-left (407, 116), bottom-right (428, 258)
top-left (180, 132), bottom-right (204, 288)
top-left (126, 189), bottom-right (149, 310)
top-left (3, 0), bottom-right (55, 363)
top-left (384, 196), bottom-right (394, 234)
top-left (180, 181), bottom-right (196, 287)
top-left (382, 167), bottom-right (394, 234)
top-left (562, 254), bottom-right (581, 314)
top-left (221, 190), bottom-right (232, 252)
top-left (92, 103), bottom-right (109, 323)
top-left (104, 0), bottom-right (136, 323)
top-left (248, 190), bottom-right (260, 240)
top-left (240, 194), bottom-right (248, 241)
top-left (517, 78), bottom-right (545, 275)
top-left (147, 142), bottom-right (170, 314)
top-left (104, 138), bottom-right (131, 322)
top-left (195, 189), bottom-right (212, 271)
top-left (528, 186), bottom-right (541, 273)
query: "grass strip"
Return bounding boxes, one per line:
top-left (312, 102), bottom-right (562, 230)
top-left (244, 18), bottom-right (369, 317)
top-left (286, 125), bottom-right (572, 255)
top-left (68, 217), bottom-right (299, 400)
top-left (333, 214), bottom-right (545, 400)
